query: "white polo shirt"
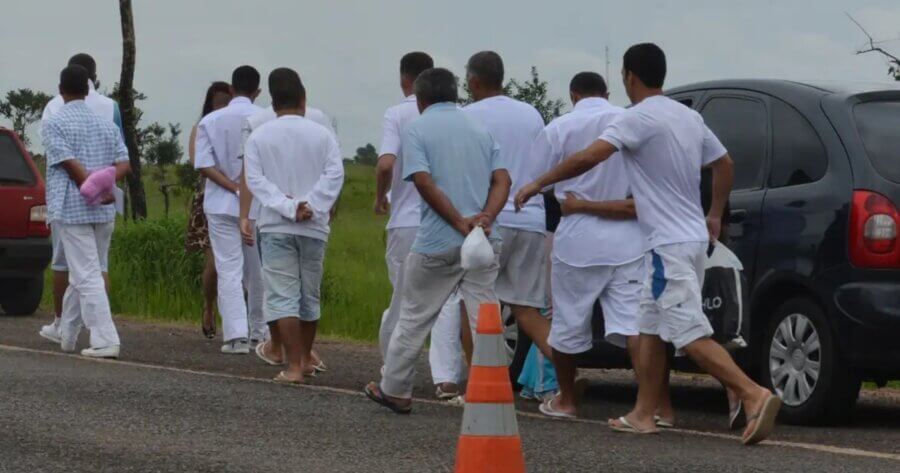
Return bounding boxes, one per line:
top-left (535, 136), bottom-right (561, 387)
top-left (42, 81), bottom-right (117, 126)
top-left (244, 105), bottom-right (337, 141)
top-left (194, 96), bottom-right (263, 218)
top-left (463, 96), bottom-right (546, 234)
top-left (598, 95), bottom-right (727, 248)
top-left (535, 97), bottom-right (646, 267)
top-left (244, 114), bottom-right (344, 241)
top-left (379, 95), bottom-right (422, 230)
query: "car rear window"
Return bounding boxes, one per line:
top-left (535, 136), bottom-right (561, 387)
top-left (854, 101), bottom-right (900, 183)
top-left (0, 133), bottom-right (35, 185)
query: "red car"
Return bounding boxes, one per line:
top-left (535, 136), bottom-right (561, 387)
top-left (0, 127), bottom-right (51, 315)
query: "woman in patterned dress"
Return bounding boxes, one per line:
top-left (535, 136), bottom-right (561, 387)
top-left (185, 81), bottom-right (232, 338)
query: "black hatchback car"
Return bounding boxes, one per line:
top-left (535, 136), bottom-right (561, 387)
top-left (508, 79), bottom-right (900, 425)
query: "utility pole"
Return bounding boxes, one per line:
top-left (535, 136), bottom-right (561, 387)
top-left (605, 45), bottom-right (610, 82)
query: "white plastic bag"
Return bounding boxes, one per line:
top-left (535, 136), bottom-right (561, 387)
top-left (460, 226), bottom-right (494, 270)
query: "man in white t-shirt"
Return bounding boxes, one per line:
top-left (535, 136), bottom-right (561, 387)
top-left (239, 74), bottom-right (337, 373)
top-left (194, 65), bottom-right (267, 354)
top-left (530, 72), bottom-right (670, 421)
top-left (374, 52), bottom-right (466, 399)
top-left (462, 51), bottom-right (552, 361)
top-left (38, 53), bottom-right (123, 347)
top-left (515, 43), bottom-right (780, 445)
top-left (243, 68), bottom-right (344, 383)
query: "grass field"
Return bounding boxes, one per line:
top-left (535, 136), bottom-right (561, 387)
top-left (42, 163), bottom-right (390, 342)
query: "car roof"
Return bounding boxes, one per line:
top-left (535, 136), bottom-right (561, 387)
top-left (666, 79), bottom-right (900, 101)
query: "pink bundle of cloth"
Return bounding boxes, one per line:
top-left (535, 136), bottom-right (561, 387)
top-left (79, 166), bottom-right (117, 206)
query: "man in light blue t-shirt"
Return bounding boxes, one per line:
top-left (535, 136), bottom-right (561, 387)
top-left (365, 67), bottom-right (511, 414)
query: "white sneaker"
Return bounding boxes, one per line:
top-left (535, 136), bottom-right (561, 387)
top-left (38, 319), bottom-right (62, 344)
top-left (81, 345), bottom-right (120, 359)
top-left (221, 338), bottom-right (250, 355)
top-left (61, 338), bottom-right (78, 353)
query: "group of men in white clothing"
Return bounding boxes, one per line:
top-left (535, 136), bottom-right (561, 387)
top-left (367, 44), bottom-right (780, 445)
top-left (34, 42), bottom-right (781, 445)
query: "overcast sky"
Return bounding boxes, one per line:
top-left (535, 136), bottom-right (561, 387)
top-left (2, 1), bottom-right (899, 155)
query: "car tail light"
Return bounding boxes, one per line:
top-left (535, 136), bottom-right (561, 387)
top-left (849, 190), bottom-right (900, 268)
top-left (28, 205), bottom-right (50, 237)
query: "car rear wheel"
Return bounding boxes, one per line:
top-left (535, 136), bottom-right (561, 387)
top-left (761, 297), bottom-right (860, 425)
top-left (0, 275), bottom-right (44, 316)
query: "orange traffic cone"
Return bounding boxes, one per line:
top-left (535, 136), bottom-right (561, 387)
top-left (454, 303), bottom-right (526, 473)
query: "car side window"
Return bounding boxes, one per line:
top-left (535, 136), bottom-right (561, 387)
top-left (701, 96), bottom-right (768, 191)
top-left (769, 99), bottom-right (827, 187)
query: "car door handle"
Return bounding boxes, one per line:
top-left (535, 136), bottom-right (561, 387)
top-left (729, 209), bottom-right (748, 224)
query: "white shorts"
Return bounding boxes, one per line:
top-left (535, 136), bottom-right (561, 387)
top-left (638, 241), bottom-right (714, 350)
top-left (495, 226), bottom-right (548, 308)
top-left (548, 257), bottom-right (643, 354)
top-left (50, 222), bottom-right (112, 272)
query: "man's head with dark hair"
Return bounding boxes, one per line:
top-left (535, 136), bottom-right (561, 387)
top-left (59, 65), bottom-right (89, 101)
top-left (400, 52), bottom-right (434, 96)
top-left (621, 43), bottom-right (666, 103)
top-left (466, 51), bottom-right (504, 101)
top-left (68, 53), bottom-right (97, 84)
top-left (231, 65), bottom-right (261, 98)
top-left (414, 68), bottom-right (458, 112)
top-left (569, 72), bottom-right (608, 104)
top-left (400, 52), bottom-right (434, 81)
top-left (268, 67), bottom-right (306, 113)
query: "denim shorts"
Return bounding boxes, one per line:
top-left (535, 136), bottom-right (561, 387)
top-left (260, 233), bottom-right (327, 322)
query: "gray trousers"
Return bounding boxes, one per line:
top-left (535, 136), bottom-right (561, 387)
top-left (381, 245), bottom-right (500, 398)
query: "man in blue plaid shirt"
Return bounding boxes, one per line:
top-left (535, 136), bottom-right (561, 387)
top-left (42, 65), bottom-right (131, 359)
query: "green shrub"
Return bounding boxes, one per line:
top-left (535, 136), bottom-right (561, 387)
top-left (107, 217), bottom-right (206, 321)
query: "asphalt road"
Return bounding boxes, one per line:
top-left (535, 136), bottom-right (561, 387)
top-left (2, 313), bottom-right (900, 472)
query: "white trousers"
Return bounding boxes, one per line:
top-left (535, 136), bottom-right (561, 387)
top-left (381, 227), bottom-right (465, 385)
top-left (207, 214), bottom-right (267, 342)
top-left (55, 222), bottom-right (119, 349)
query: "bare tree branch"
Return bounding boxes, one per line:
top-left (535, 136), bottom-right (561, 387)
top-left (847, 12), bottom-right (900, 80)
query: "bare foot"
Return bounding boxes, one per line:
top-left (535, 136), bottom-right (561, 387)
top-left (436, 382), bottom-right (460, 399)
top-left (546, 394), bottom-right (577, 417)
top-left (741, 387), bottom-right (776, 440)
top-left (609, 412), bottom-right (659, 434)
top-left (261, 341), bottom-right (283, 364)
top-left (364, 381), bottom-right (412, 412)
top-left (274, 370), bottom-right (304, 384)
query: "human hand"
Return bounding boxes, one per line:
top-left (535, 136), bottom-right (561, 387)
top-left (560, 192), bottom-right (584, 216)
top-left (374, 196), bottom-right (390, 215)
top-left (706, 215), bottom-right (722, 242)
top-left (239, 218), bottom-right (255, 246)
top-left (514, 181), bottom-right (542, 212)
top-left (296, 203), bottom-right (313, 222)
top-left (99, 192), bottom-right (116, 206)
top-left (470, 212), bottom-right (493, 237)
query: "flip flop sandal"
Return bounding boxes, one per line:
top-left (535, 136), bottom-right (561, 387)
top-left (742, 395), bottom-right (782, 446)
top-left (654, 415), bottom-right (675, 428)
top-left (609, 416), bottom-right (659, 435)
top-left (255, 341), bottom-right (283, 366)
top-left (729, 400), bottom-right (744, 430)
top-left (364, 383), bottom-right (412, 415)
top-left (435, 385), bottom-right (461, 400)
top-left (538, 396), bottom-right (577, 419)
top-left (312, 360), bottom-right (327, 373)
top-left (273, 371), bottom-right (303, 384)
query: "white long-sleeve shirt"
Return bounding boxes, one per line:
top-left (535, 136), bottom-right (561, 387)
top-left (244, 114), bottom-right (344, 241)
